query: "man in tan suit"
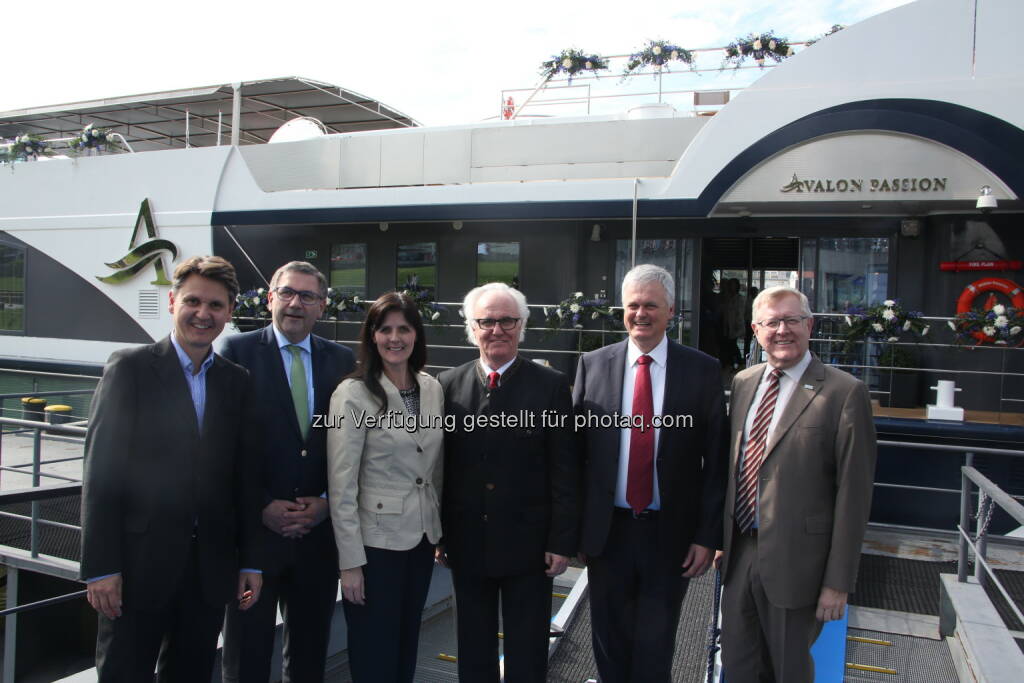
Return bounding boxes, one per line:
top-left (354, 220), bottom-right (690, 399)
top-left (718, 286), bottom-right (877, 682)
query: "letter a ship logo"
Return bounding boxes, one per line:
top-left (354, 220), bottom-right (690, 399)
top-left (96, 198), bottom-right (179, 285)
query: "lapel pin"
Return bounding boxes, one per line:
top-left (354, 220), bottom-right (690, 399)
top-left (803, 384), bottom-right (814, 390)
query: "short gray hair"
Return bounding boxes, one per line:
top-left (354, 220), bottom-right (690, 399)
top-left (622, 264), bottom-right (674, 306)
top-left (462, 283), bottom-right (530, 344)
top-left (751, 286), bottom-right (812, 322)
top-left (269, 261), bottom-right (328, 297)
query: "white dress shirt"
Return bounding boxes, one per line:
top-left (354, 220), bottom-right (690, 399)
top-left (479, 357), bottom-right (516, 384)
top-left (740, 350), bottom-right (813, 526)
top-left (615, 335), bottom-right (668, 510)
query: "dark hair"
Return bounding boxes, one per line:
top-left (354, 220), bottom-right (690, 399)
top-left (347, 291), bottom-right (428, 412)
top-left (269, 261), bottom-right (328, 297)
top-left (172, 256), bottom-right (240, 303)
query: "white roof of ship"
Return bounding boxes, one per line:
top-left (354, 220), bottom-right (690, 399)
top-left (0, 76), bottom-right (419, 152)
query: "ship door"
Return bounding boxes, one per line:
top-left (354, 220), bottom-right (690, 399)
top-left (698, 237), bottom-right (800, 377)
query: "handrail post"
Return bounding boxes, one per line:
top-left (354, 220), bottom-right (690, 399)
top-left (3, 566), bottom-right (18, 683)
top-left (30, 427), bottom-right (41, 557)
top-left (958, 456), bottom-right (972, 583)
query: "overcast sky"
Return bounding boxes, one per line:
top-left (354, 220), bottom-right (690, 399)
top-left (3, 0), bottom-right (913, 127)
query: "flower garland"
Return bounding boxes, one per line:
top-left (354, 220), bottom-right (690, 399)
top-left (400, 282), bottom-right (446, 322)
top-left (69, 123), bottom-right (122, 154)
top-left (233, 288), bottom-right (271, 323)
top-left (544, 292), bottom-right (619, 330)
top-left (843, 300), bottom-right (929, 342)
top-left (6, 134), bottom-right (52, 161)
top-left (948, 305), bottom-right (1024, 346)
top-left (623, 40), bottom-right (694, 78)
top-left (540, 49), bottom-right (609, 84)
top-left (324, 289), bottom-right (367, 320)
top-left (722, 31), bottom-right (793, 69)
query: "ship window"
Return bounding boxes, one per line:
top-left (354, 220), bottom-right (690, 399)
top-left (0, 243), bottom-right (25, 332)
top-left (476, 242), bottom-right (520, 286)
top-left (397, 242), bottom-right (437, 292)
top-left (330, 243), bottom-right (367, 298)
top-left (614, 239), bottom-right (696, 345)
top-left (815, 237), bottom-right (890, 312)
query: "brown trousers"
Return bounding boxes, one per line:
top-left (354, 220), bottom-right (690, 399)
top-left (721, 532), bottom-right (823, 683)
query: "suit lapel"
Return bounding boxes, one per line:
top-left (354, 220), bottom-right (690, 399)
top-left (151, 338), bottom-right (200, 439)
top-left (657, 343), bottom-right (681, 460)
top-left (604, 342), bottom-right (626, 415)
top-left (262, 326), bottom-right (304, 441)
top-left (764, 355), bottom-right (825, 457)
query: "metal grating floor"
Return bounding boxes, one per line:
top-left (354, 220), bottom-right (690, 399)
top-left (850, 554), bottom-right (958, 615)
top-left (845, 628), bottom-right (958, 683)
top-left (547, 571), bottom-right (716, 683)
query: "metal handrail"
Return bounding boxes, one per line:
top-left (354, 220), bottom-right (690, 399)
top-left (956, 465), bottom-right (1024, 630)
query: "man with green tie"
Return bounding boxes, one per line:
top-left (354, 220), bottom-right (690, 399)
top-left (221, 261), bottom-right (355, 683)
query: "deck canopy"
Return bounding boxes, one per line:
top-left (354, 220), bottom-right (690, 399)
top-left (0, 77), bottom-right (418, 153)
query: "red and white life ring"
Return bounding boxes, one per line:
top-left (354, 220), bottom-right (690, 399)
top-left (955, 277), bottom-right (1024, 342)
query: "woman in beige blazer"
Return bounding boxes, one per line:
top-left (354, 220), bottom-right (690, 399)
top-left (327, 291), bottom-right (444, 683)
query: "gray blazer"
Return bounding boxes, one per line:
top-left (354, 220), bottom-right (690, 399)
top-left (327, 372), bottom-right (444, 570)
top-left (721, 354), bottom-right (877, 608)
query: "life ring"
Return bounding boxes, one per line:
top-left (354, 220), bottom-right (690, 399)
top-left (955, 277), bottom-right (1024, 342)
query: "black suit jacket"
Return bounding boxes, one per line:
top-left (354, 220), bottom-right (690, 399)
top-left (80, 337), bottom-right (260, 608)
top-left (573, 339), bottom-right (728, 567)
top-left (220, 325), bottom-right (355, 573)
top-left (440, 357), bottom-right (579, 577)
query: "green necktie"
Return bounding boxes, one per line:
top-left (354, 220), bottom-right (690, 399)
top-left (288, 345), bottom-right (310, 440)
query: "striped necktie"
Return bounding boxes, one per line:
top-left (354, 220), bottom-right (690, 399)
top-left (287, 345), bottom-right (310, 441)
top-left (735, 368), bottom-right (783, 533)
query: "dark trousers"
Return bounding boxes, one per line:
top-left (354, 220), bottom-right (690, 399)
top-left (587, 511), bottom-right (690, 683)
top-left (222, 542), bottom-right (338, 683)
top-left (342, 536), bottom-right (435, 683)
top-left (451, 566), bottom-right (552, 683)
top-left (95, 541), bottom-right (223, 683)
top-left (721, 532), bottom-right (822, 683)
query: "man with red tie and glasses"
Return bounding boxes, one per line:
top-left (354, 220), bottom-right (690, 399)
top-left (438, 282), bottom-right (579, 683)
top-left (573, 264), bottom-right (729, 682)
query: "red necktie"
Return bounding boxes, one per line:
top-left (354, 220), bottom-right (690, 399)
top-left (626, 355), bottom-right (654, 515)
top-left (735, 368), bottom-right (783, 532)
top-left (487, 371), bottom-right (500, 390)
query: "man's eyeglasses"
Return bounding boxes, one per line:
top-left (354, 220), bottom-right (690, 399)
top-left (474, 317), bottom-right (521, 331)
top-left (755, 315), bottom-right (810, 330)
top-left (273, 286), bottom-right (323, 306)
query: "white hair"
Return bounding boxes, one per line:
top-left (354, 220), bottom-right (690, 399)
top-left (462, 283), bottom-right (530, 344)
top-left (751, 286), bottom-right (812, 322)
top-left (621, 263), bottom-right (674, 306)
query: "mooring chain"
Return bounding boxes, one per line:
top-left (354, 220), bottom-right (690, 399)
top-left (972, 491), bottom-right (995, 545)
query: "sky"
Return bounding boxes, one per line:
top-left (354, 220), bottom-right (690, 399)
top-left (3, 0), bottom-right (914, 127)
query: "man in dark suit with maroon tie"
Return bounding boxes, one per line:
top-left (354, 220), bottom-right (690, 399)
top-left (573, 264), bottom-right (729, 683)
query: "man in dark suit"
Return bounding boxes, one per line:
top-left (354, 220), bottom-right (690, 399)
top-left (718, 286), bottom-right (876, 682)
top-left (439, 282), bottom-right (579, 683)
top-left (81, 255), bottom-right (263, 682)
top-left (220, 261), bottom-right (355, 683)
top-left (573, 264), bottom-right (728, 683)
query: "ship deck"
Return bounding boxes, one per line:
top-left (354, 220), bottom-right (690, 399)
top-left (1, 429), bottom-right (1023, 682)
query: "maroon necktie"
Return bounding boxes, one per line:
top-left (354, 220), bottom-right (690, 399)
top-left (735, 368), bottom-right (783, 533)
top-left (487, 371), bottom-right (500, 390)
top-left (626, 355), bottom-right (654, 515)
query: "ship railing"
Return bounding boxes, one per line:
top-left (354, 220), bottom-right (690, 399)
top-left (499, 43), bottom-right (810, 121)
top-left (942, 455), bottom-right (1024, 680)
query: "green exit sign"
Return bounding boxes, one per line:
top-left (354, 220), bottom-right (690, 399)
top-left (305, 250), bottom-right (318, 259)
